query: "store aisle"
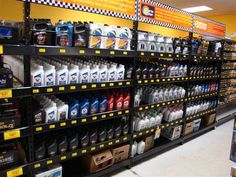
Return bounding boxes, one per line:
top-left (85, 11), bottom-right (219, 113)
top-left (109, 120), bottom-right (235, 177)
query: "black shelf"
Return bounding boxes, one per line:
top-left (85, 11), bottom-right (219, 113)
top-left (221, 77), bottom-right (236, 80)
top-left (83, 160), bottom-right (130, 177)
top-left (186, 108), bottom-right (217, 122)
top-left (183, 124), bottom-right (215, 141)
top-left (134, 92), bottom-right (218, 112)
top-left (0, 127), bottom-right (29, 142)
top-left (137, 51), bottom-right (190, 60)
top-left (29, 135), bottom-right (130, 171)
top-left (34, 109), bottom-right (130, 134)
top-left (136, 77), bottom-right (188, 85)
top-left (132, 137), bottom-right (183, 163)
top-left (222, 68), bottom-right (236, 70)
top-left (0, 87), bottom-right (31, 99)
top-left (1, 45), bottom-right (34, 55)
top-left (32, 80), bottom-right (132, 95)
top-left (192, 55), bottom-right (222, 61)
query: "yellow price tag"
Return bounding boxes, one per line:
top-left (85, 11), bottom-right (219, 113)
top-left (82, 149), bottom-right (87, 154)
top-left (72, 153), bottom-right (77, 157)
top-left (7, 168), bottom-right (23, 177)
top-left (91, 84), bottom-right (97, 88)
top-left (125, 110), bottom-right (129, 114)
top-left (126, 81), bottom-right (131, 85)
top-left (101, 83), bottom-right (106, 87)
top-left (139, 132), bottom-right (143, 136)
top-left (110, 51), bottom-right (115, 55)
top-left (60, 49), bottom-right (66, 53)
top-left (4, 129), bottom-right (20, 140)
top-left (71, 120), bottom-right (77, 124)
top-left (115, 140), bottom-right (120, 143)
top-left (102, 115), bottom-right (107, 119)
top-left (123, 137), bottom-right (128, 141)
top-left (34, 164), bottom-right (41, 169)
top-left (49, 124), bottom-right (55, 129)
top-left (39, 48), bottom-right (46, 53)
top-left (81, 119), bottom-right (87, 123)
top-left (81, 85), bottom-right (87, 89)
top-left (70, 86), bottom-right (76, 90)
top-left (141, 52), bottom-right (145, 56)
top-left (36, 127), bottom-right (42, 132)
top-left (47, 160), bottom-right (53, 165)
top-left (59, 87), bottom-right (65, 91)
top-left (151, 53), bottom-right (155, 56)
top-left (0, 45), bottom-right (3, 54)
top-left (92, 116), bottom-right (98, 121)
top-left (61, 156), bottom-right (66, 160)
top-left (109, 83), bottom-right (114, 87)
top-left (47, 88), bottom-right (53, 92)
top-left (109, 142), bottom-right (113, 145)
top-left (118, 111), bottom-right (122, 115)
top-left (0, 89), bottom-right (12, 99)
top-left (79, 50), bottom-right (85, 54)
top-left (91, 147), bottom-right (96, 151)
top-left (100, 144), bottom-right (105, 148)
top-left (60, 122), bottom-right (66, 127)
top-left (123, 51), bottom-right (128, 55)
top-left (95, 50), bottom-right (101, 54)
top-left (109, 113), bottom-right (114, 117)
top-left (118, 82), bottom-right (123, 86)
top-left (33, 89), bottom-right (39, 94)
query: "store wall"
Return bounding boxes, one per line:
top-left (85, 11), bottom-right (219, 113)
top-left (208, 13), bottom-right (236, 39)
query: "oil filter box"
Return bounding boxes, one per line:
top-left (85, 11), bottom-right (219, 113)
top-left (202, 114), bottom-right (216, 126)
top-left (112, 144), bottom-right (130, 164)
top-left (82, 150), bottom-right (113, 173)
top-left (184, 121), bottom-right (194, 135)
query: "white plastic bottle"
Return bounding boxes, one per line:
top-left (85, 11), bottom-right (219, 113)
top-left (137, 141), bottom-right (145, 154)
top-left (116, 64), bottom-right (125, 81)
top-left (43, 63), bottom-right (56, 86)
top-left (90, 64), bottom-right (99, 83)
top-left (56, 63), bottom-right (69, 85)
top-left (80, 64), bottom-right (90, 83)
top-left (99, 63), bottom-right (108, 82)
top-left (108, 63), bottom-right (117, 81)
top-left (56, 100), bottom-right (69, 121)
top-left (44, 101), bottom-right (58, 123)
top-left (68, 63), bottom-right (79, 84)
top-left (31, 63), bottom-right (44, 87)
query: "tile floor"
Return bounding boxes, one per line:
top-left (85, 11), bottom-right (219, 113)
top-left (109, 120), bottom-right (235, 177)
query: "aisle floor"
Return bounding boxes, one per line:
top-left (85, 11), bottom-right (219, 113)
top-left (109, 120), bottom-right (235, 177)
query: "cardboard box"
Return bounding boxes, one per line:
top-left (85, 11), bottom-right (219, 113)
top-left (82, 150), bottom-right (113, 173)
top-left (161, 125), bottom-right (182, 141)
top-left (202, 114), bottom-right (216, 126)
top-left (184, 122), bottom-right (194, 135)
top-left (144, 135), bottom-right (154, 152)
top-left (35, 165), bottom-right (62, 177)
top-left (193, 119), bottom-right (201, 132)
top-left (112, 144), bottom-right (130, 164)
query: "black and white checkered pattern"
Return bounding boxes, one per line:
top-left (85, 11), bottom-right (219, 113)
top-left (22, 0), bottom-right (137, 20)
top-left (193, 15), bottom-right (226, 39)
top-left (138, 0), bottom-right (193, 32)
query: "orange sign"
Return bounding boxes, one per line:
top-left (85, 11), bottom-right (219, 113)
top-left (56, 0), bottom-right (136, 16)
top-left (139, 1), bottom-right (193, 31)
top-left (194, 17), bottom-right (225, 38)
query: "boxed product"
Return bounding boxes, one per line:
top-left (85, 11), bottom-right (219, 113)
top-left (35, 165), bottom-right (62, 177)
top-left (144, 135), bottom-right (154, 152)
top-left (112, 144), bottom-right (130, 164)
top-left (184, 122), bottom-right (194, 135)
top-left (0, 20), bottom-right (19, 44)
top-left (202, 114), bottom-right (216, 126)
top-left (82, 150), bottom-right (113, 173)
top-left (193, 119), bottom-right (201, 132)
top-left (162, 125), bottom-right (183, 141)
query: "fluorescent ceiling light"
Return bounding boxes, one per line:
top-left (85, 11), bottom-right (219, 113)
top-left (182, 6), bottom-right (213, 13)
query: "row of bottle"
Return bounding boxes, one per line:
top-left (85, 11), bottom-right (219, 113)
top-left (185, 99), bottom-right (218, 117)
top-left (189, 66), bottom-right (218, 76)
top-left (33, 91), bottom-right (130, 124)
top-left (31, 19), bottom-right (132, 50)
top-left (35, 118), bottom-right (129, 160)
top-left (137, 32), bottom-right (189, 54)
top-left (135, 64), bottom-right (187, 79)
top-left (137, 32), bottom-right (222, 56)
top-left (187, 82), bottom-right (219, 97)
top-left (134, 85), bottom-right (186, 106)
top-left (31, 57), bottom-right (126, 86)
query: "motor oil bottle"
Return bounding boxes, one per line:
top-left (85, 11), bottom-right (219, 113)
top-left (31, 63), bottom-right (44, 86)
top-left (99, 63), bottom-right (108, 82)
top-left (108, 63), bottom-right (117, 81)
top-left (123, 93), bottom-right (130, 109)
top-left (90, 98), bottom-right (99, 115)
top-left (80, 99), bottom-right (89, 117)
top-left (79, 64), bottom-right (90, 83)
top-left (43, 63), bottom-right (56, 86)
top-left (69, 100), bottom-right (79, 119)
top-left (115, 93), bottom-right (123, 110)
top-left (99, 96), bottom-right (107, 113)
top-left (88, 23), bottom-right (104, 49)
top-left (68, 63), bottom-right (79, 84)
top-left (55, 20), bottom-right (73, 47)
top-left (56, 63), bottom-right (68, 85)
top-left (116, 64), bottom-right (125, 81)
top-left (126, 66), bottom-right (133, 79)
top-left (103, 25), bottom-right (117, 49)
top-left (90, 64), bottom-right (99, 83)
top-left (107, 94), bottom-right (114, 111)
top-left (73, 21), bottom-right (89, 47)
top-left (44, 101), bottom-right (58, 123)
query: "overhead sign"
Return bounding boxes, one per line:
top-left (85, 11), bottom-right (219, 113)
top-left (138, 0), bottom-right (193, 32)
top-left (194, 16), bottom-right (226, 38)
top-left (23, 0), bottom-right (136, 20)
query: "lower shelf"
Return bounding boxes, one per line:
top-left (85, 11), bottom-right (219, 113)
top-left (184, 124), bottom-right (215, 141)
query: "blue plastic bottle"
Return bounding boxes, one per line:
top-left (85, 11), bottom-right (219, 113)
top-left (55, 21), bottom-right (73, 47)
top-left (99, 96), bottom-right (107, 113)
top-left (80, 99), bottom-right (90, 116)
top-left (69, 100), bottom-right (79, 119)
top-left (90, 98), bottom-right (99, 115)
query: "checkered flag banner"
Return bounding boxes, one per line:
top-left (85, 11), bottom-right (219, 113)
top-left (21, 0), bottom-right (137, 20)
top-left (137, 0), bottom-right (194, 32)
